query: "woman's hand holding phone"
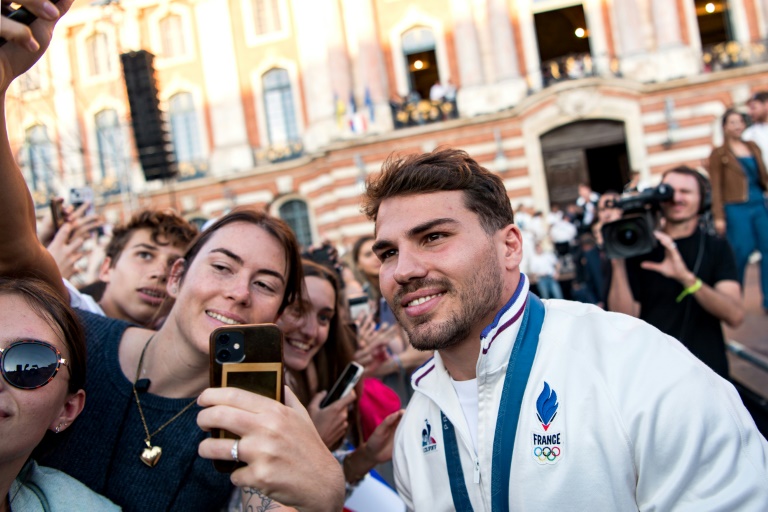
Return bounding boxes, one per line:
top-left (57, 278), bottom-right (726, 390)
top-left (308, 389), bottom-right (356, 449)
top-left (197, 386), bottom-right (345, 512)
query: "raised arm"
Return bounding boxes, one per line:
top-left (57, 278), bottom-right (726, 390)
top-left (0, 0), bottom-right (74, 299)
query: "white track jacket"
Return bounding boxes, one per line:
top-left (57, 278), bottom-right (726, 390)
top-left (393, 279), bottom-right (768, 511)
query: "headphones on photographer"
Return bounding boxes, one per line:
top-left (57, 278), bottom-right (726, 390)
top-left (662, 166), bottom-right (711, 215)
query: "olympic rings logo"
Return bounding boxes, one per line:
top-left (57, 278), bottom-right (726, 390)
top-left (533, 446), bottom-right (561, 462)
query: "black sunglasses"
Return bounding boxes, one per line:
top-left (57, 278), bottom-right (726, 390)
top-left (0, 340), bottom-right (69, 390)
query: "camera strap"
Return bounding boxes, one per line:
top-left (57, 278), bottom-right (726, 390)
top-left (441, 292), bottom-right (545, 511)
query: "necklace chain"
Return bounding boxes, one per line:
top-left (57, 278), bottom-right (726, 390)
top-left (133, 334), bottom-right (197, 446)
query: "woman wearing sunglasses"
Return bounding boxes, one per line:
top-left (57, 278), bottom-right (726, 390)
top-left (0, 277), bottom-right (119, 510)
top-left (0, 3), bottom-right (344, 511)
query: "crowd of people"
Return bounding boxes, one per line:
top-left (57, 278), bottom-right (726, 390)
top-left (1, 3), bottom-right (767, 511)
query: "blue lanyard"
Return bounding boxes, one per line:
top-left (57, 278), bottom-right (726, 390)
top-left (441, 293), bottom-right (545, 511)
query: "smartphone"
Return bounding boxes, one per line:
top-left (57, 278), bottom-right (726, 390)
top-left (348, 295), bottom-right (370, 321)
top-left (209, 324), bottom-right (284, 472)
top-left (70, 187), bottom-right (95, 214)
top-left (320, 362), bottom-right (364, 409)
top-left (0, 1), bottom-right (61, 47)
top-left (70, 187), bottom-right (104, 236)
top-left (50, 198), bottom-right (65, 233)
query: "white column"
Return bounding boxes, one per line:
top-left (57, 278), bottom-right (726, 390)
top-left (291, 0), bottom-right (337, 150)
top-left (488, 0), bottom-right (519, 81)
top-left (651, 0), bottom-right (682, 48)
top-left (194, 0), bottom-right (253, 174)
top-left (759, 0), bottom-right (768, 39)
top-left (584, 0), bottom-right (610, 74)
top-left (612, 0), bottom-right (649, 56)
top-left (451, 0), bottom-right (484, 88)
top-left (516, 0), bottom-right (542, 91)
top-left (341, 0), bottom-right (392, 132)
top-left (728, 0), bottom-right (751, 45)
top-left (49, 35), bottom-right (86, 191)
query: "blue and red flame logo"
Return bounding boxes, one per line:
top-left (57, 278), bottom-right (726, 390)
top-left (536, 382), bottom-right (559, 431)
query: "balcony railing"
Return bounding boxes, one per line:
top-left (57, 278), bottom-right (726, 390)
top-left (254, 142), bottom-right (304, 165)
top-left (390, 98), bottom-right (459, 130)
top-left (540, 52), bottom-right (621, 88)
top-left (702, 39), bottom-right (768, 73)
top-left (177, 161), bottom-right (209, 181)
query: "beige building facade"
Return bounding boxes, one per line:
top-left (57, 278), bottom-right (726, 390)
top-left (8, 0), bottom-right (768, 248)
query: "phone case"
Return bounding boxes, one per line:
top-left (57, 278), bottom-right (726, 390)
top-left (209, 323), bottom-right (284, 473)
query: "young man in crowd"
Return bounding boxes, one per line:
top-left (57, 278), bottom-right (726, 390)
top-left (66, 210), bottom-right (198, 327)
top-left (744, 91), bottom-right (768, 164)
top-left (608, 166), bottom-right (744, 378)
top-left (363, 148), bottom-right (766, 510)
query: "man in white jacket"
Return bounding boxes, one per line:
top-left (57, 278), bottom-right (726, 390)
top-left (361, 148), bottom-right (768, 511)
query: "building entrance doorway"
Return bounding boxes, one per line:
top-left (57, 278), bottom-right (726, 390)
top-left (540, 120), bottom-right (630, 207)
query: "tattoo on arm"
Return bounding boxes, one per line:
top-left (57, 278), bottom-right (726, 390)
top-left (242, 487), bottom-right (280, 512)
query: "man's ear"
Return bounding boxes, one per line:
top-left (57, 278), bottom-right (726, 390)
top-left (167, 258), bottom-right (186, 299)
top-left (98, 256), bottom-right (114, 282)
top-left (49, 389), bottom-right (86, 433)
top-left (499, 224), bottom-right (524, 271)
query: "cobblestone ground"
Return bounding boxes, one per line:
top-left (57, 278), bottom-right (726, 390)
top-left (725, 262), bottom-right (768, 400)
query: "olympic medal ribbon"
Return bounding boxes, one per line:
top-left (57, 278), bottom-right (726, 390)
top-left (491, 293), bottom-right (544, 511)
top-left (440, 292), bottom-right (545, 512)
top-left (441, 411), bottom-right (473, 510)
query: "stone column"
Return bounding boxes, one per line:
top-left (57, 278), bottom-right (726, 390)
top-left (651, 0), bottom-right (682, 48)
top-left (194, 0), bottom-right (253, 174)
top-left (291, 0), bottom-right (338, 150)
top-left (341, 0), bottom-right (392, 132)
top-left (49, 35), bottom-right (86, 191)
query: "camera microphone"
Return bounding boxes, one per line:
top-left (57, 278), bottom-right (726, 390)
top-left (135, 378), bottom-right (151, 393)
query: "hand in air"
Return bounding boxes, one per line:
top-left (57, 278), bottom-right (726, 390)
top-left (639, 230), bottom-right (692, 283)
top-left (0, 0), bottom-right (75, 92)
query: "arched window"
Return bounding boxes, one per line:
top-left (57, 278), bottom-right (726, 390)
top-left (278, 199), bottom-right (312, 248)
top-left (86, 32), bottom-right (112, 77)
top-left (252, 0), bottom-right (282, 36)
top-left (401, 27), bottom-right (439, 100)
top-left (159, 14), bottom-right (187, 58)
top-left (169, 92), bottom-right (203, 164)
top-left (24, 125), bottom-right (54, 195)
top-left (262, 68), bottom-right (299, 146)
top-left (95, 109), bottom-right (124, 183)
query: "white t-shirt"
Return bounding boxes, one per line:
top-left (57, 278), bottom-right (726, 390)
top-left (743, 123), bottom-right (768, 166)
top-left (64, 278), bottom-right (105, 316)
top-left (529, 252), bottom-right (558, 277)
top-left (450, 377), bottom-right (478, 454)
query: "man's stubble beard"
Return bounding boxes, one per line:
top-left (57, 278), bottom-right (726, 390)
top-left (392, 250), bottom-right (504, 352)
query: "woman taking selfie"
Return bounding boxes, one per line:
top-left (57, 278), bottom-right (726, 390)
top-left (709, 108), bottom-right (768, 311)
top-left (0, 3), bottom-right (344, 511)
top-left (277, 260), bottom-right (402, 491)
top-left (1, 277), bottom-right (118, 511)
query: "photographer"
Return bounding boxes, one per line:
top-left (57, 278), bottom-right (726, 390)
top-left (608, 166), bottom-right (744, 378)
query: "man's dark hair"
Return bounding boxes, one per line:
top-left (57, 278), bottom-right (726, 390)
top-left (105, 210), bottom-right (198, 266)
top-left (362, 147), bottom-right (514, 234)
top-left (748, 91), bottom-right (768, 104)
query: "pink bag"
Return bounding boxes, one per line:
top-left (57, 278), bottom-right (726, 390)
top-left (359, 377), bottom-right (402, 441)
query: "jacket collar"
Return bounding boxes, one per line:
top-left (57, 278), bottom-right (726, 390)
top-left (411, 274), bottom-right (530, 392)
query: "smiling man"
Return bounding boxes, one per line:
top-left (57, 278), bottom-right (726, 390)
top-left (363, 149), bottom-right (767, 511)
top-left (67, 210), bottom-right (198, 327)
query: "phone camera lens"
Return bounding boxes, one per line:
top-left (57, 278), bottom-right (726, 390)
top-left (219, 334), bottom-right (230, 345)
top-left (218, 349), bottom-right (231, 362)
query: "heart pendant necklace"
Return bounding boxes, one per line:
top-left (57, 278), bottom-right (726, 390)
top-left (133, 334), bottom-right (196, 468)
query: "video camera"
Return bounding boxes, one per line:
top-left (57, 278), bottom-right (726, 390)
top-left (601, 184), bottom-right (674, 259)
